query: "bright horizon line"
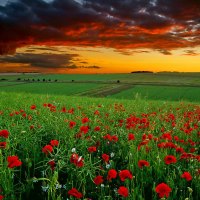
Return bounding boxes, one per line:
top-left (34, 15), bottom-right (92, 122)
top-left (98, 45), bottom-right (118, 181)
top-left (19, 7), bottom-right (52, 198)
top-left (1, 71), bottom-right (200, 74)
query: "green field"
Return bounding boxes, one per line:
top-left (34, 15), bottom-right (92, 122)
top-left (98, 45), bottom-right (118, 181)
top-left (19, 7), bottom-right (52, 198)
top-left (0, 92), bottom-right (199, 200)
top-left (1, 72), bottom-right (200, 102)
top-left (0, 82), bottom-right (105, 96)
top-left (0, 73), bottom-right (200, 199)
top-left (1, 72), bottom-right (200, 85)
top-left (108, 85), bottom-right (200, 102)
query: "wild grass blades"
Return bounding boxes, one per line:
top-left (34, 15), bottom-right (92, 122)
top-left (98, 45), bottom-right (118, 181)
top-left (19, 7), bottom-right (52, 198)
top-left (0, 92), bottom-right (199, 199)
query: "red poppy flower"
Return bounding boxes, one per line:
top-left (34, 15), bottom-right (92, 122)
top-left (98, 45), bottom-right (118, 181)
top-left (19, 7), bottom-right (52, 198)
top-left (103, 134), bottom-right (112, 141)
top-left (176, 147), bottom-right (184, 154)
top-left (42, 145), bottom-right (53, 155)
top-left (0, 195), bottom-right (4, 200)
top-left (7, 156), bottom-right (22, 168)
top-left (118, 186), bottom-right (129, 198)
top-left (61, 107), bottom-right (67, 113)
top-left (107, 169), bottom-right (117, 181)
top-left (148, 134), bottom-right (153, 140)
top-left (119, 170), bottom-right (133, 181)
top-left (82, 117), bottom-right (89, 124)
top-left (0, 129), bottom-right (9, 138)
top-left (102, 154), bottom-right (110, 163)
top-left (112, 135), bottom-right (118, 142)
top-left (88, 146), bottom-right (97, 153)
top-left (50, 140), bottom-right (59, 147)
top-left (94, 110), bottom-right (100, 115)
top-left (128, 133), bottom-right (135, 141)
top-left (138, 160), bottom-right (150, 168)
top-left (155, 183), bottom-right (172, 198)
top-left (48, 160), bottom-right (56, 170)
top-left (161, 133), bottom-right (172, 140)
top-left (70, 153), bottom-right (84, 167)
top-left (93, 175), bottom-right (103, 185)
top-left (0, 142), bottom-right (6, 149)
top-left (80, 126), bottom-right (89, 134)
top-left (181, 172), bottom-right (192, 181)
top-left (30, 125), bottom-right (34, 130)
top-left (30, 105), bottom-right (36, 110)
top-left (68, 188), bottom-right (83, 199)
top-left (94, 126), bottom-right (100, 131)
top-left (69, 121), bottom-right (76, 129)
top-left (164, 155), bottom-right (177, 165)
top-left (68, 108), bottom-right (74, 114)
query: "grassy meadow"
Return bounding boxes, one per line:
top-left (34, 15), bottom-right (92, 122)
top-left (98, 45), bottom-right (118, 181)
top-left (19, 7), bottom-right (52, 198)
top-left (0, 73), bottom-right (200, 200)
top-left (1, 72), bottom-right (200, 102)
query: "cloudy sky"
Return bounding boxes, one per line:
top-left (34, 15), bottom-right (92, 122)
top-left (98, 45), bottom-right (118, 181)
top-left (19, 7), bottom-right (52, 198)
top-left (0, 0), bottom-right (200, 73)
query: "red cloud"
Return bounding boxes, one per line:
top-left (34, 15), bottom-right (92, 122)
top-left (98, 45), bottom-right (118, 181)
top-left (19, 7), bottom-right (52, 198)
top-left (0, 0), bottom-right (200, 55)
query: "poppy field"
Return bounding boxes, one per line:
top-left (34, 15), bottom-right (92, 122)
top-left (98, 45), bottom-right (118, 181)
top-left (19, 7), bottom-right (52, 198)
top-left (0, 92), bottom-right (199, 200)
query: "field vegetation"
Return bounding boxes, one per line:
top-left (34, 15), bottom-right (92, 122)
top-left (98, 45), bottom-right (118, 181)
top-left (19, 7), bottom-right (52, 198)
top-left (0, 92), bottom-right (199, 200)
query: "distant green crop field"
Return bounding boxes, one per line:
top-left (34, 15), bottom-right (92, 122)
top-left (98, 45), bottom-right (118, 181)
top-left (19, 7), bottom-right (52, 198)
top-left (0, 82), bottom-right (105, 96)
top-left (34, 72), bottom-right (200, 85)
top-left (109, 85), bottom-right (200, 102)
top-left (1, 72), bottom-right (200, 85)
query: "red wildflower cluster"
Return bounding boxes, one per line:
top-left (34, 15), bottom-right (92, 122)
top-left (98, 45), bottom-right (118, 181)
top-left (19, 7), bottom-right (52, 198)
top-left (164, 155), bottom-right (177, 165)
top-left (68, 188), bottom-right (83, 199)
top-left (93, 175), bottom-right (104, 185)
top-left (155, 183), bottom-right (172, 198)
top-left (30, 105), bottom-right (36, 110)
top-left (82, 117), bottom-right (89, 123)
top-left (181, 172), bottom-right (192, 181)
top-left (88, 146), bottom-right (97, 153)
top-left (103, 134), bottom-right (118, 142)
top-left (42, 145), bottom-right (53, 155)
top-left (0, 130), bottom-right (9, 138)
top-left (69, 121), bottom-right (76, 129)
top-left (102, 153), bottom-right (110, 163)
top-left (50, 140), bottom-right (59, 147)
top-left (107, 169), bottom-right (117, 181)
top-left (7, 156), bottom-right (22, 168)
top-left (128, 133), bottom-right (135, 141)
top-left (0, 142), bottom-right (6, 149)
top-left (70, 153), bottom-right (84, 167)
top-left (118, 186), bottom-right (129, 198)
top-left (48, 160), bottom-right (56, 171)
top-left (119, 170), bottom-right (133, 181)
top-left (80, 125), bottom-right (89, 134)
top-left (138, 160), bottom-right (150, 168)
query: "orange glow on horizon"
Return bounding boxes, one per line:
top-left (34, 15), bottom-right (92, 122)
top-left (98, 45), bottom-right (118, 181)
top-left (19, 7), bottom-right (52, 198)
top-left (0, 46), bottom-right (200, 74)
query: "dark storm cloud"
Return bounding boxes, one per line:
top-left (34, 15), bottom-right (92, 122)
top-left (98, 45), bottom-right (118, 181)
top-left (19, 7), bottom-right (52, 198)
top-left (66, 64), bottom-right (101, 69)
top-left (183, 50), bottom-right (200, 56)
top-left (0, 52), bottom-right (101, 69)
top-left (0, 53), bottom-right (79, 68)
top-left (0, 0), bottom-right (200, 55)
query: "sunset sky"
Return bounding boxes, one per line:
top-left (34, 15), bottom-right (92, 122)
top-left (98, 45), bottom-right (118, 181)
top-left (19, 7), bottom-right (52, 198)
top-left (0, 0), bottom-right (200, 73)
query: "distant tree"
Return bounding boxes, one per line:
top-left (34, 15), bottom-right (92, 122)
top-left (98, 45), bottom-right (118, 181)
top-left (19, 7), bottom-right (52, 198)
top-left (1, 78), bottom-right (7, 81)
top-left (55, 79), bottom-right (58, 82)
top-left (43, 79), bottom-right (45, 82)
top-left (37, 79), bottom-right (40, 81)
top-left (32, 79), bottom-right (35, 82)
top-left (117, 80), bottom-right (120, 83)
top-left (17, 78), bottom-right (21, 81)
top-left (48, 79), bottom-right (51, 82)
top-left (72, 80), bottom-right (74, 82)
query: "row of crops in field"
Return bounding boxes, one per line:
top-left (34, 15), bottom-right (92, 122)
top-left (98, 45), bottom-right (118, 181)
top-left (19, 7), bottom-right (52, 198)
top-left (109, 85), bottom-right (200, 102)
top-left (1, 80), bottom-right (200, 102)
top-left (1, 72), bottom-right (200, 84)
